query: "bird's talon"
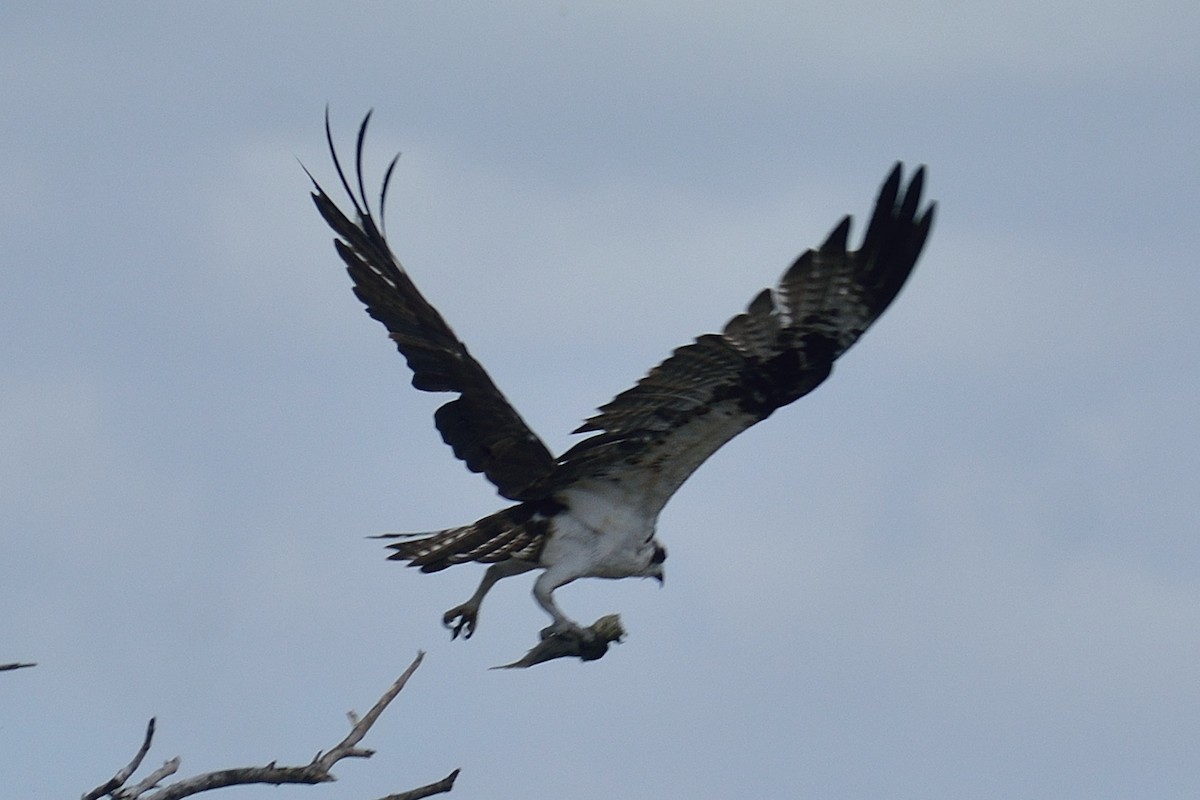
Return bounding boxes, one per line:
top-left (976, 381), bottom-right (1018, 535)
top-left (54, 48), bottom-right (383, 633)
top-left (443, 606), bottom-right (477, 640)
top-left (539, 622), bottom-right (593, 642)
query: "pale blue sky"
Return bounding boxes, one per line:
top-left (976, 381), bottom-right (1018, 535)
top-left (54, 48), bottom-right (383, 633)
top-left (3, 3), bottom-right (1198, 798)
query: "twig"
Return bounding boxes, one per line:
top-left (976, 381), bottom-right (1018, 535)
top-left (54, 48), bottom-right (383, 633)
top-left (374, 768), bottom-right (461, 800)
top-left (83, 718), bottom-right (159, 800)
top-left (1, 661), bottom-right (36, 671)
top-left (117, 757), bottom-right (182, 799)
top-left (84, 652), bottom-right (455, 800)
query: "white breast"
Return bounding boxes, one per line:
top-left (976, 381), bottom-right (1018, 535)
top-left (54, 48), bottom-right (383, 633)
top-left (540, 481), bottom-right (658, 579)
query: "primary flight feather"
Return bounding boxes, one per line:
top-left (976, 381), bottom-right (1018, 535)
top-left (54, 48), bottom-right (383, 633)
top-left (310, 112), bottom-right (935, 643)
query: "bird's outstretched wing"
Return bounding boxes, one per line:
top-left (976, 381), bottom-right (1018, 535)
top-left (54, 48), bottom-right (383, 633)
top-left (552, 164), bottom-right (934, 513)
top-left (309, 112), bottom-right (556, 501)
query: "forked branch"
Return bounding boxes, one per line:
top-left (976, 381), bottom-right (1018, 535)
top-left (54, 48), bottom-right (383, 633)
top-left (83, 652), bottom-right (456, 800)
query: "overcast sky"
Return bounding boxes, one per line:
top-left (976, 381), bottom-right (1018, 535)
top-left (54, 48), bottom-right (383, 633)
top-left (3, 3), bottom-right (1199, 798)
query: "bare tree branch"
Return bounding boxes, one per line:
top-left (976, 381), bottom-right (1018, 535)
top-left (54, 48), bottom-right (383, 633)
top-left (375, 769), bottom-right (461, 800)
top-left (85, 652), bottom-right (456, 800)
top-left (1, 661), bottom-right (36, 671)
top-left (83, 718), bottom-right (160, 800)
top-left (120, 757), bottom-right (182, 799)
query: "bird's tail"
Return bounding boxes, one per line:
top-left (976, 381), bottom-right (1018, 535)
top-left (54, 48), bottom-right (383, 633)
top-left (372, 504), bottom-right (550, 572)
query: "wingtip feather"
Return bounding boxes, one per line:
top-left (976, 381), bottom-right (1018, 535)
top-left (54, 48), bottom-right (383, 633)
top-left (820, 215), bottom-right (852, 253)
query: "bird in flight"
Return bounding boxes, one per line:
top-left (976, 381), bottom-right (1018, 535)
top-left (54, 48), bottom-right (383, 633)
top-left (309, 112), bottom-right (934, 645)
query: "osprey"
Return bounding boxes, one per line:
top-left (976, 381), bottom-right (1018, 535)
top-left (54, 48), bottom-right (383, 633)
top-left (310, 113), bottom-right (934, 643)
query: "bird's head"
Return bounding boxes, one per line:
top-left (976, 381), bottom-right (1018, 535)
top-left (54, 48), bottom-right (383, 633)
top-left (644, 540), bottom-right (666, 585)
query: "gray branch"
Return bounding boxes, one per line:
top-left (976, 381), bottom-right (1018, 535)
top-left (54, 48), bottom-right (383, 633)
top-left (83, 652), bottom-right (456, 800)
top-left (82, 718), bottom-right (159, 800)
top-left (375, 769), bottom-right (461, 800)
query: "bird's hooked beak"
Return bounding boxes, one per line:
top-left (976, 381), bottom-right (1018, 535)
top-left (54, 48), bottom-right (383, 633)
top-left (650, 542), bottom-right (666, 586)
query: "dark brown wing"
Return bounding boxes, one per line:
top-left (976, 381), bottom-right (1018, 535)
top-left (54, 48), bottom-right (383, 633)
top-left (309, 112), bottom-right (556, 501)
top-left (551, 163), bottom-right (935, 514)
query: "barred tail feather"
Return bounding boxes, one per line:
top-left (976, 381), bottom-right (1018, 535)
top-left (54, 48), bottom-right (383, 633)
top-left (375, 504), bottom-right (554, 572)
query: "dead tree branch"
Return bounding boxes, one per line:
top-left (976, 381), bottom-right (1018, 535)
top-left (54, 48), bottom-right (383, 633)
top-left (374, 769), bottom-right (461, 800)
top-left (83, 651), bottom-right (456, 800)
top-left (82, 718), bottom-right (160, 800)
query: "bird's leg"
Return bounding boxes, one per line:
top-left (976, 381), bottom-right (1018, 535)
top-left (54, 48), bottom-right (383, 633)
top-left (443, 560), bottom-right (536, 640)
top-left (532, 569), bottom-right (592, 642)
